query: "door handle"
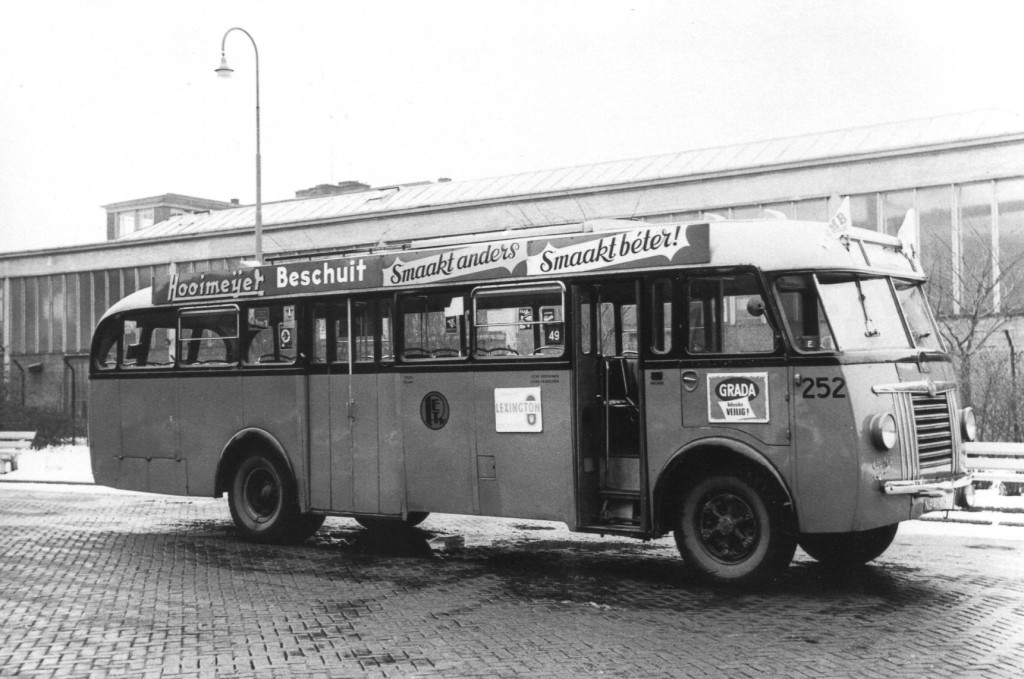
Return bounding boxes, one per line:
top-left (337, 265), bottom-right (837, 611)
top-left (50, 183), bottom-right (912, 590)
top-left (681, 370), bottom-right (698, 392)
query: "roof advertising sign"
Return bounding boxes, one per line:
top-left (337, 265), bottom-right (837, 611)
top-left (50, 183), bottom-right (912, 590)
top-left (152, 222), bottom-right (710, 305)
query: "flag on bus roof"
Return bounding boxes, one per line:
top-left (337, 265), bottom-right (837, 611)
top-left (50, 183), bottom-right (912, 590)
top-left (897, 208), bottom-right (919, 262)
top-left (827, 196), bottom-right (851, 238)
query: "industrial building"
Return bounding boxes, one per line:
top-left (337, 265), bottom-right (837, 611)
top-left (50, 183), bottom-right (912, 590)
top-left (2, 109), bottom-right (1023, 431)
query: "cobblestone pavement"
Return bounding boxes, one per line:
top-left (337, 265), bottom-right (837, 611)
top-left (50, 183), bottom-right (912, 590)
top-left (1, 486), bottom-right (1022, 678)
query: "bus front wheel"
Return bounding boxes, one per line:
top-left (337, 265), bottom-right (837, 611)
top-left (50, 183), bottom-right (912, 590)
top-left (229, 452), bottom-right (305, 544)
top-left (674, 472), bottom-right (796, 586)
top-left (798, 524), bottom-right (898, 566)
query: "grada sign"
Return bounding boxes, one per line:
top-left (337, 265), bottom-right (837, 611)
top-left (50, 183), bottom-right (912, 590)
top-left (707, 373), bottom-right (770, 423)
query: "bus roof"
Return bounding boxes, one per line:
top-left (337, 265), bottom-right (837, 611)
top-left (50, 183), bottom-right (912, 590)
top-left (120, 219), bottom-right (920, 313)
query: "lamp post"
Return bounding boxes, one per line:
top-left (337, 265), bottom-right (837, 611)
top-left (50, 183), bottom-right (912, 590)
top-left (216, 27), bottom-right (263, 264)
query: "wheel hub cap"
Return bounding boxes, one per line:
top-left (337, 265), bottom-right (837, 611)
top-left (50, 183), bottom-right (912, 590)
top-left (697, 492), bottom-right (758, 563)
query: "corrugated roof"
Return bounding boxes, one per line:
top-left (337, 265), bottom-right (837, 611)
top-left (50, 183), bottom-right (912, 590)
top-left (117, 109), bottom-right (1024, 243)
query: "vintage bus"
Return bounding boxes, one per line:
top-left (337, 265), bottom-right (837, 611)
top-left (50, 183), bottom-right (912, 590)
top-left (88, 218), bottom-right (976, 584)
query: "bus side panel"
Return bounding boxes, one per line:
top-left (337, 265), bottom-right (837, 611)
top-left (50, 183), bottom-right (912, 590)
top-left (241, 374), bottom-right (308, 501)
top-left (179, 374), bottom-right (243, 496)
top-left (474, 370), bottom-right (575, 523)
top-left (327, 374), bottom-right (355, 512)
top-left (120, 377), bottom-right (178, 459)
top-left (646, 368), bottom-right (794, 521)
top-left (401, 372), bottom-right (476, 515)
top-left (791, 364), bottom-right (860, 532)
top-left (377, 373), bottom-right (404, 515)
top-left (351, 373), bottom-right (380, 513)
top-left (88, 379), bottom-right (122, 488)
top-left (307, 374), bottom-right (332, 510)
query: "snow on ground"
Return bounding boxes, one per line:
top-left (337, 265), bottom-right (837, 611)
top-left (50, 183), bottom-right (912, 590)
top-left (0, 444), bottom-right (93, 484)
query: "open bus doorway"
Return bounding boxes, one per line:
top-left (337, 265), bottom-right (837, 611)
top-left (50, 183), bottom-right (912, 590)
top-left (574, 280), bottom-right (647, 533)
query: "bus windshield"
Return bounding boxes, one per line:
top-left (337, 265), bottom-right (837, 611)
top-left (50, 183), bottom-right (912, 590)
top-left (816, 274), bottom-right (909, 351)
top-left (774, 273), bottom-right (940, 353)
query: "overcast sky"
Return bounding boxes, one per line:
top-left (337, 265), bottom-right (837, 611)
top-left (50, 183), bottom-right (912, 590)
top-left (2, 0), bottom-right (1023, 253)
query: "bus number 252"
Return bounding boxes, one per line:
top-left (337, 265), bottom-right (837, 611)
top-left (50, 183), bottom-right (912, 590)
top-left (800, 376), bottom-right (847, 399)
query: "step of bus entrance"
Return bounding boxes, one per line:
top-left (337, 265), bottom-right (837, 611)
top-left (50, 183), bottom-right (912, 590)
top-left (598, 496), bottom-right (640, 525)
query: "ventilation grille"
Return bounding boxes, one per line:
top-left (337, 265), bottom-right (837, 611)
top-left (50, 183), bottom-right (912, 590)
top-left (911, 393), bottom-right (954, 472)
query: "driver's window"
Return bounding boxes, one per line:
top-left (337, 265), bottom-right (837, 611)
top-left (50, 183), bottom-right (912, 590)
top-left (687, 273), bottom-right (776, 354)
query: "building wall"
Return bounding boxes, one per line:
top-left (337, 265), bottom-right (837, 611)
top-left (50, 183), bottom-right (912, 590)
top-left (2, 137), bottom-right (1024, 426)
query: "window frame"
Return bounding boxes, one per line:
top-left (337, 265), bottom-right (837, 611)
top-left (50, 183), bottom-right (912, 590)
top-left (396, 289), bottom-right (470, 362)
top-left (240, 302), bottom-right (299, 367)
top-left (684, 268), bottom-right (780, 357)
top-left (471, 281), bottom-right (567, 359)
top-left (177, 305), bottom-right (240, 368)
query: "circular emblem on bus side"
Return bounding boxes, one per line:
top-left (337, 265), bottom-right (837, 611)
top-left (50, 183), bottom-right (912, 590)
top-left (420, 392), bottom-right (450, 430)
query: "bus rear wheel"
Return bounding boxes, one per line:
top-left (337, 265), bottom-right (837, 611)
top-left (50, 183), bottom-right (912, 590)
top-left (798, 523), bottom-right (898, 566)
top-left (355, 512), bottom-right (429, 530)
top-left (674, 472), bottom-right (796, 586)
top-left (228, 452), bottom-right (304, 544)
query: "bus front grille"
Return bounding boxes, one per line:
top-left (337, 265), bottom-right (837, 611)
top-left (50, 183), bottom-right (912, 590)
top-left (893, 391), bottom-right (957, 477)
top-left (911, 393), bottom-right (954, 472)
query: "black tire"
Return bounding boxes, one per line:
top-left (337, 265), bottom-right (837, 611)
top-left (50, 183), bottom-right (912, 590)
top-left (674, 472), bottom-right (796, 586)
top-left (228, 452), bottom-right (303, 544)
top-left (799, 523), bottom-right (898, 566)
top-left (355, 511), bottom-right (429, 530)
top-left (294, 513), bottom-right (327, 541)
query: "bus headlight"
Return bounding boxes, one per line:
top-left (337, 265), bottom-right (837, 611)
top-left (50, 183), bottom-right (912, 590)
top-left (870, 413), bottom-right (898, 450)
top-left (960, 407), bottom-right (977, 442)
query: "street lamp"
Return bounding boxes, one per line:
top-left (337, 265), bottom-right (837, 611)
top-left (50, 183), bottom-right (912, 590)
top-left (216, 27), bottom-right (263, 264)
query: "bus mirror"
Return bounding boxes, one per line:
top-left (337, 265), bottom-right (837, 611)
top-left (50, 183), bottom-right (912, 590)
top-left (746, 297), bottom-right (766, 317)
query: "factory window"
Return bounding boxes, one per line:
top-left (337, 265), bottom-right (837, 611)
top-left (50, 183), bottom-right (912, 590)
top-left (849, 194), bottom-right (879, 231)
top-left (918, 186), bottom-right (955, 316)
top-left (997, 178), bottom-right (1024, 314)
top-left (882, 190), bottom-right (915, 238)
top-left (960, 182), bottom-right (995, 315)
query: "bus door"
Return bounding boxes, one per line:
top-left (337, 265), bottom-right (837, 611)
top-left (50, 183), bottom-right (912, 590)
top-left (678, 271), bottom-right (790, 453)
top-left (308, 299), bottom-right (389, 515)
top-left (573, 280), bottom-right (647, 530)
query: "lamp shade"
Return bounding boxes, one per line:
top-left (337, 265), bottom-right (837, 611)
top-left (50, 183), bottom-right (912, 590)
top-left (215, 54), bottom-right (233, 77)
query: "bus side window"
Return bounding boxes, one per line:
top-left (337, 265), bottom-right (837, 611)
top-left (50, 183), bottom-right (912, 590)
top-left (93, 317), bottom-right (121, 370)
top-left (649, 278), bottom-right (673, 355)
top-left (353, 301), bottom-right (375, 363)
top-left (312, 303), bottom-right (329, 363)
top-left (472, 284), bottom-right (564, 358)
top-left (122, 311), bottom-right (176, 369)
top-left (578, 288), bottom-right (594, 355)
top-left (243, 304), bottom-right (297, 365)
top-left (687, 273), bottom-right (776, 354)
top-left (400, 292), bottom-right (468, 360)
top-left (774, 275), bottom-right (835, 352)
top-left (380, 299), bottom-right (394, 361)
top-left (179, 308), bottom-right (239, 366)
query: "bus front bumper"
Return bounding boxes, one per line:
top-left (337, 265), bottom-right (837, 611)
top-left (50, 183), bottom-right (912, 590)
top-left (882, 473), bottom-right (975, 509)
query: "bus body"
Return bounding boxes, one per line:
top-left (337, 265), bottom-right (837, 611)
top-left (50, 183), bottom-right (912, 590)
top-left (88, 219), bottom-right (976, 584)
